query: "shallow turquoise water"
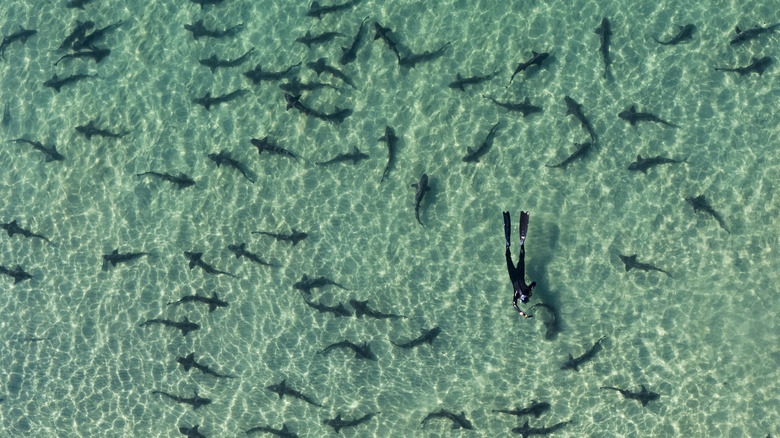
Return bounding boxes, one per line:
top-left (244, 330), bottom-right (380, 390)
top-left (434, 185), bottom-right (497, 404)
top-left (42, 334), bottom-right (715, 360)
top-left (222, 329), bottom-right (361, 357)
top-left (0, 0), bottom-right (778, 436)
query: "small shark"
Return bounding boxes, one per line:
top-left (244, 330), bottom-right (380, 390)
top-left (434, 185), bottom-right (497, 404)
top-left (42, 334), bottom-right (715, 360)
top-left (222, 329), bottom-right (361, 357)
top-left (140, 317), bottom-right (200, 337)
top-left (252, 229), bottom-right (308, 246)
top-left (421, 410), bottom-right (474, 430)
top-left (58, 20), bottom-right (94, 50)
top-left (463, 121), bottom-right (501, 163)
top-left (1, 219), bottom-right (53, 244)
top-left (618, 254), bottom-right (672, 277)
top-left (545, 142), bottom-right (593, 169)
top-left (531, 302), bottom-right (560, 340)
top-left (176, 353), bottom-right (234, 378)
top-left (714, 56), bottom-right (772, 76)
top-left (601, 385), bottom-right (660, 406)
top-left (43, 73), bottom-right (96, 92)
top-left (627, 154), bottom-right (683, 173)
top-left (0, 26), bottom-right (36, 59)
top-left (319, 340), bottom-right (377, 360)
top-left (66, 0), bottom-right (94, 9)
top-left (619, 106), bottom-right (677, 127)
top-left (316, 146), bottom-right (369, 165)
top-left (323, 412), bottom-right (379, 434)
top-left (251, 137), bottom-right (298, 160)
top-left (307, 0), bottom-right (361, 20)
top-left (374, 22), bottom-right (401, 62)
top-left (244, 62), bottom-right (300, 84)
top-left (349, 299), bottom-right (405, 319)
top-left (72, 21), bottom-right (123, 51)
top-left (2, 101), bottom-right (10, 126)
top-left (178, 425), bottom-right (206, 438)
top-left (278, 77), bottom-right (336, 95)
top-left (208, 150), bottom-right (254, 183)
top-left (307, 58), bottom-right (354, 87)
top-left (685, 194), bottom-right (729, 233)
top-left (411, 173), bottom-right (431, 226)
top-left (399, 42), bottom-right (451, 68)
top-left (595, 17), bottom-right (612, 78)
top-left (560, 336), bottom-right (606, 371)
top-left (189, 0), bottom-right (226, 9)
top-left (193, 89), bottom-right (249, 111)
top-left (184, 251), bottom-right (238, 277)
top-left (493, 400), bottom-right (551, 418)
top-left (340, 16), bottom-right (369, 65)
top-left (228, 243), bottom-right (277, 267)
top-left (54, 48), bottom-right (110, 66)
top-left (378, 125), bottom-right (399, 182)
top-left (652, 24), bottom-right (695, 45)
top-left (301, 294), bottom-right (352, 317)
top-left (564, 96), bottom-right (597, 141)
top-left (136, 171), bottom-right (195, 189)
top-left (391, 326), bottom-right (440, 349)
top-left (293, 274), bottom-right (347, 293)
top-left (151, 390), bottom-right (210, 410)
top-left (729, 23), bottom-right (780, 45)
top-left (449, 69), bottom-right (499, 91)
top-left (199, 48), bottom-right (255, 73)
top-left (0, 264), bottom-right (33, 283)
top-left (245, 423), bottom-right (298, 438)
top-left (75, 119), bottom-right (128, 139)
top-left (168, 292), bottom-right (228, 313)
top-left (512, 419), bottom-right (573, 437)
top-left (483, 95), bottom-right (542, 117)
top-left (102, 249), bottom-right (151, 271)
top-left (184, 20), bottom-right (243, 40)
top-left (296, 31), bottom-right (345, 48)
top-left (266, 379), bottom-right (322, 407)
top-left (318, 106), bottom-right (352, 124)
top-left (507, 51), bottom-right (549, 86)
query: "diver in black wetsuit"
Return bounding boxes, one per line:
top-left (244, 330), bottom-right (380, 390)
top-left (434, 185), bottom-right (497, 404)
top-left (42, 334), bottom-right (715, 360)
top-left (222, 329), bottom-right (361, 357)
top-left (504, 211), bottom-right (536, 318)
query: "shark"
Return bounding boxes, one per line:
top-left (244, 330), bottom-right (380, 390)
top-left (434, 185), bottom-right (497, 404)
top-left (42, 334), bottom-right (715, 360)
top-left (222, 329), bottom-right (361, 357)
top-left (0, 264), bottom-right (33, 283)
top-left (714, 56), bottom-right (772, 76)
top-left (601, 385), bottom-right (660, 406)
top-left (207, 150), bottom-right (254, 183)
top-left (560, 336), bottom-right (606, 371)
top-left (244, 62), bottom-right (300, 84)
top-left (251, 137), bottom-right (298, 160)
top-left (507, 51), bottom-right (549, 86)
top-left (1, 219), bottom-right (52, 244)
top-left (293, 274), bottom-right (347, 293)
top-left (245, 423), bottom-right (298, 438)
top-left (462, 121), bottom-right (501, 163)
top-left (301, 294), bottom-right (352, 317)
top-left (135, 171), bottom-right (195, 189)
top-left (449, 69), bottom-right (499, 91)
top-left (545, 142), bottom-right (593, 169)
top-left (102, 249), bottom-right (151, 271)
top-left (652, 24), bottom-right (695, 45)
top-left (411, 173), bottom-right (431, 226)
top-left (595, 17), bottom-right (612, 78)
top-left (618, 106), bottom-right (678, 127)
top-left (315, 146), bottom-right (369, 165)
top-left (391, 326), bottom-right (440, 349)
top-left (627, 154), bottom-right (683, 173)
top-left (184, 20), bottom-right (243, 40)
top-left (199, 48), bottom-right (255, 73)
top-left (318, 340), bottom-right (376, 360)
top-left (340, 16), bottom-right (369, 65)
top-left (140, 317), bottom-right (200, 337)
top-left (228, 243), bottom-right (277, 267)
top-left (184, 251), bottom-right (238, 277)
top-left (266, 379), bottom-right (322, 407)
top-left (378, 125), bottom-right (399, 182)
top-left (307, 0), bottom-right (361, 20)
top-left (421, 410), bottom-right (474, 430)
top-left (167, 292), bottom-right (228, 313)
top-left (176, 353), bottom-right (234, 378)
top-left (493, 400), bottom-right (551, 418)
top-left (685, 194), bottom-right (729, 233)
top-left (296, 30), bottom-right (345, 48)
top-left (483, 95), bottom-right (542, 117)
top-left (512, 419), bottom-right (573, 437)
top-left (151, 390), bottom-right (210, 410)
top-left (252, 229), bottom-right (308, 246)
top-left (618, 254), bottom-right (672, 277)
top-left (43, 73), bottom-right (97, 92)
top-left (349, 299), bottom-right (405, 319)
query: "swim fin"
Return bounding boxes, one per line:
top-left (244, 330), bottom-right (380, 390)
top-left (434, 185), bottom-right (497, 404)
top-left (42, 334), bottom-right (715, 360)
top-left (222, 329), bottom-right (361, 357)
top-left (518, 211), bottom-right (529, 247)
top-left (503, 211), bottom-right (511, 248)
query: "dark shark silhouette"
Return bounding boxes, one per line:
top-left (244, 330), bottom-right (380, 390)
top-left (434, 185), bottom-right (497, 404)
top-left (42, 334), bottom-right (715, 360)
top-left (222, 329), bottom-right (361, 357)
top-left (619, 106), bottom-right (678, 127)
top-left (449, 69), bottom-right (499, 91)
top-left (54, 48), bottom-right (110, 66)
top-left (58, 20), bottom-right (94, 50)
top-left (136, 171), bottom-right (195, 189)
top-left (244, 62), bottom-right (300, 84)
top-left (316, 146), bottom-right (369, 165)
top-left (296, 31), bottom-right (345, 48)
top-left (730, 23), bottom-right (780, 45)
top-left (546, 142), bottom-right (593, 169)
top-left (323, 412), bottom-right (379, 434)
top-left (167, 292), bottom-right (228, 313)
top-left (151, 390), bottom-right (210, 410)
top-left (463, 121), bottom-right (501, 163)
top-left (595, 17), bottom-right (612, 78)
top-left (652, 24), bottom-right (695, 45)
top-left (2, 101), bottom-right (10, 126)
top-left (251, 137), bottom-right (298, 160)
top-left (1, 219), bottom-right (52, 244)
top-left (245, 423), bottom-right (298, 437)
top-left (714, 56), bottom-right (772, 76)
top-left (564, 96), bottom-right (597, 141)
top-left (601, 385), bottom-right (660, 406)
top-left (340, 16), bottom-right (369, 65)
top-left (176, 353), bottom-right (234, 378)
top-left (228, 243), bottom-right (277, 267)
top-left (493, 400), bottom-right (551, 418)
top-left (421, 409), bottom-right (474, 430)
top-left (483, 95), bottom-right (542, 117)
top-left (512, 419), bottom-right (573, 437)
top-left (178, 424), bottom-right (206, 438)
top-left (184, 20), bottom-right (243, 40)
top-left (208, 150), bottom-right (254, 183)
top-left (508, 51), bottom-right (549, 86)
top-left (193, 89), bottom-right (249, 111)
top-left (75, 119), bottom-right (128, 139)
top-left (307, 0), bottom-right (361, 20)
top-left (189, 0), bottom-right (226, 9)
top-left (0, 264), bottom-right (33, 283)
top-left (72, 20), bottom-right (123, 51)
top-left (0, 26), bottom-right (36, 59)
top-left (293, 274), bottom-right (347, 293)
top-left (44, 73), bottom-right (96, 92)
top-left (627, 155), bottom-right (683, 173)
top-left (252, 229), bottom-right (308, 246)
top-left (66, 0), bottom-right (94, 10)
top-left (399, 42), bottom-right (451, 68)
top-left (531, 303), bottom-right (560, 340)
top-left (267, 379), bottom-right (323, 407)
top-left (301, 294), bottom-right (352, 317)
top-left (411, 173), bottom-right (430, 226)
top-left (561, 336), bottom-right (606, 371)
top-left (378, 125), bottom-right (399, 182)
top-left (618, 254), bottom-right (672, 277)
top-left (199, 48), bottom-right (255, 73)
top-left (391, 326), bottom-right (440, 349)
top-left (140, 317), bottom-right (200, 337)
top-left (319, 340), bottom-right (377, 360)
top-left (307, 57), bottom-right (354, 87)
top-left (102, 249), bottom-right (151, 271)
top-left (278, 77), bottom-right (336, 95)
top-left (685, 195), bottom-right (729, 233)
top-left (184, 251), bottom-right (238, 277)
top-left (349, 299), bottom-right (405, 319)
top-left (374, 22), bottom-right (401, 62)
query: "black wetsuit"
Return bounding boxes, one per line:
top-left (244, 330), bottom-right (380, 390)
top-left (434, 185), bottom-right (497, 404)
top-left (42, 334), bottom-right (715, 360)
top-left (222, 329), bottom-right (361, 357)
top-left (506, 244), bottom-right (535, 316)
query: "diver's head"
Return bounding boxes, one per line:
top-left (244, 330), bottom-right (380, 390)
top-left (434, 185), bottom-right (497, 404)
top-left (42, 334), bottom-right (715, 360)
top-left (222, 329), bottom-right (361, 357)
top-left (519, 293), bottom-right (530, 304)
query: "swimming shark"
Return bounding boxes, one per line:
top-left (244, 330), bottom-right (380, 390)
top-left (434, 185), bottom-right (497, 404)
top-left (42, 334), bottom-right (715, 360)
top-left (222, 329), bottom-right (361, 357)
top-left (595, 17), bottom-right (612, 78)
top-left (483, 95), bottom-right (542, 117)
top-left (399, 42), bottom-right (451, 68)
top-left (252, 229), bottom-right (308, 246)
top-left (207, 150), bottom-right (254, 183)
top-left (58, 20), bottom-right (94, 50)
top-left (322, 412), bottom-right (379, 434)
top-left (374, 22), bottom-right (401, 62)
top-left (43, 73), bottom-right (97, 92)
top-left (66, 0), bottom-right (94, 9)
top-left (54, 48), bottom-right (110, 65)
top-left (184, 20), bottom-right (243, 40)
top-left (102, 249), bottom-right (151, 271)
top-left (307, 57), bottom-right (355, 87)
top-left (75, 119), bottom-right (128, 139)
top-left (0, 26), bottom-right (36, 59)
top-left (378, 125), bottom-right (399, 182)
top-left (493, 400), bottom-right (551, 418)
top-left (316, 146), bottom-right (369, 165)
top-left (189, 0), bottom-right (226, 9)
top-left (266, 379), bottom-right (323, 407)
top-left (140, 317), bottom-right (200, 337)
top-left (652, 24), bottom-right (695, 45)
top-left (349, 299), bottom-right (405, 319)
top-left (244, 62), bottom-right (300, 84)
top-left (601, 385), bottom-right (660, 406)
top-left (193, 89), bottom-right (249, 111)
top-left (618, 254), bottom-right (672, 277)
top-left (564, 96), bottom-right (597, 140)
top-left (560, 336), bottom-right (606, 371)
top-left (411, 173), bottom-right (430, 226)
top-left (512, 419), bottom-right (573, 437)
top-left (2, 101), bottom-right (10, 126)
top-left (507, 51), bottom-right (549, 86)
top-left (0, 264), bottom-right (33, 283)
top-left (545, 142), bottom-right (593, 169)
top-left (618, 106), bottom-right (678, 127)
top-left (151, 389), bottom-right (210, 410)
top-left (199, 48), bottom-right (255, 73)
top-left (228, 243), bottom-right (277, 267)
top-left (293, 274), bottom-right (347, 293)
top-left (685, 194), bottom-right (729, 233)
top-left (449, 69), bottom-right (499, 91)
top-left (627, 154), bottom-right (683, 173)
top-left (251, 137), bottom-right (298, 160)
top-left (319, 340), bottom-right (377, 360)
top-left (391, 326), bottom-right (440, 349)
top-left (307, 0), bottom-right (361, 20)
top-left (462, 121), bottom-right (501, 163)
top-left (184, 251), bottom-right (238, 277)
top-left (178, 425), bottom-right (207, 438)
top-left (301, 294), bottom-right (352, 317)
top-left (72, 20), bottom-right (123, 51)
top-left (421, 410), bottom-right (474, 430)
top-left (167, 292), bottom-right (228, 313)
top-left (295, 30), bottom-right (345, 48)
top-left (531, 303), bottom-right (560, 340)
top-left (176, 353), bottom-right (234, 378)
top-left (340, 16), bottom-right (369, 65)
top-left (245, 423), bottom-right (298, 438)
top-left (729, 23), bottom-right (780, 45)
top-left (135, 171), bottom-right (195, 189)
top-left (714, 56), bottom-right (772, 76)
top-left (1, 219), bottom-right (53, 244)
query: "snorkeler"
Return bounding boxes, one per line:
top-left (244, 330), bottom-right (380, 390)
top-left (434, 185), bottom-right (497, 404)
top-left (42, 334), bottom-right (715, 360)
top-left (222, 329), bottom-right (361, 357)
top-left (503, 211), bottom-right (536, 318)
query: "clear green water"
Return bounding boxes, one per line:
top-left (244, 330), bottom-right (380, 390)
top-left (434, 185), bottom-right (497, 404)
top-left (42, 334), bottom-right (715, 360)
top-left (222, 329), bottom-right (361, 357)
top-left (0, 0), bottom-right (778, 436)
